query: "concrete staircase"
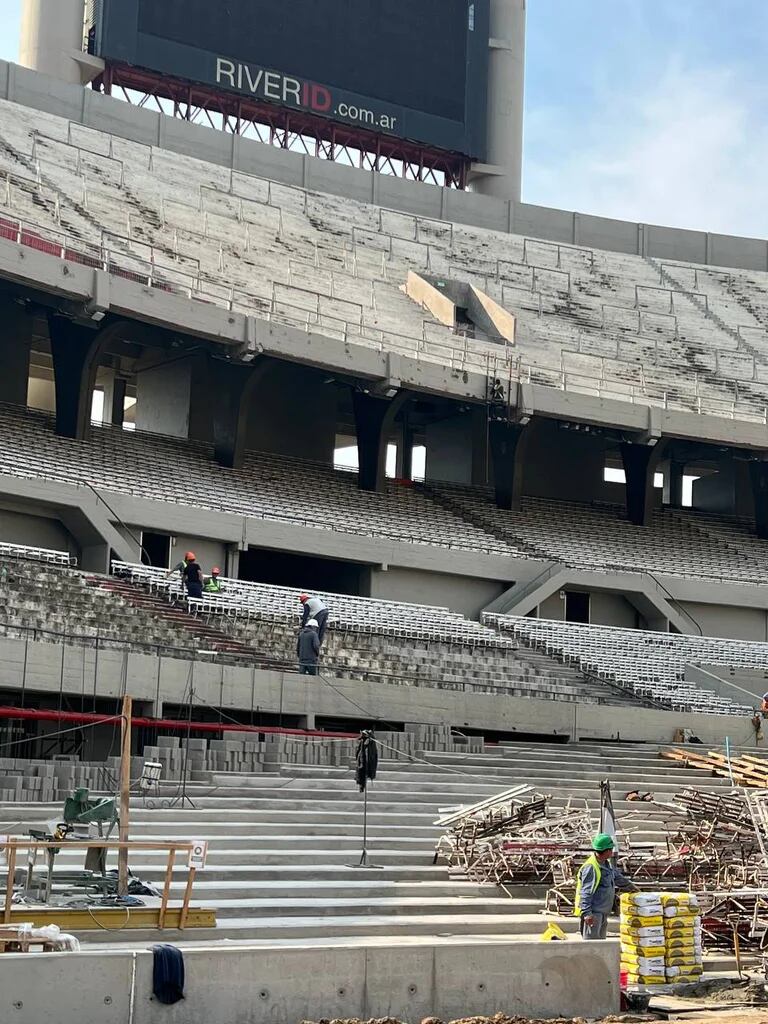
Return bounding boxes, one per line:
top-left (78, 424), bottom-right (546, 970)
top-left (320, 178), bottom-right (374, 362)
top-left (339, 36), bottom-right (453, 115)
top-left (0, 739), bottom-right (743, 953)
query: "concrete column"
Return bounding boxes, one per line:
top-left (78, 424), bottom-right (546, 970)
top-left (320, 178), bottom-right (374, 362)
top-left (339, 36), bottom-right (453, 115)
top-left (621, 441), bottom-right (666, 526)
top-left (134, 358), bottom-right (192, 439)
top-left (488, 420), bottom-right (528, 510)
top-left (47, 314), bottom-right (106, 439)
top-left (395, 412), bottom-right (414, 481)
top-left (470, 0), bottom-right (526, 202)
top-left (663, 459), bottom-right (685, 507)
top-left (111, 377), bottom-right (127, 426)
top-left (0, 302), bottom-right (32, 406)
top-left (210, 357), bottom-right (272, 469)
top-left (352, 390), bottom-right (410, 492)
top-left (19, 0), bottom-right (85, 84)
top-left (750, 462), bottom-right (768, 539)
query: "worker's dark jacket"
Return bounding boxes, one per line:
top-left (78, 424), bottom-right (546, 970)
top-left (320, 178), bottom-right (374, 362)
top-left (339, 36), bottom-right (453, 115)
top-left (297, 627), bottom-right (320, 666)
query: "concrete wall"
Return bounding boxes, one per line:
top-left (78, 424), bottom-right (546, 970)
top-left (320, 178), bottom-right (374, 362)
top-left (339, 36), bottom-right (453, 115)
top-left (369, 565), bottom-right (507, 619)
top-left (0, 60), bottom-right (767, 273)
top-left (523, 422), bottom-right (609, 502)
top-left (0, 635), bottom-right (760, 745)
top-left (0, 505), bottom-right (74, 555)
top-left (677, 601), bottom-right (768, 642)
top-left (245, 362), bottom-right (337, 463)
top-left (135, 360), bottom-right (191, 438)
top-left (692, 459), bottom-right (755, 517)
top-left (168, 534), bottom-right (228, 576)
top-left (425, 410), bottom-right (486, 485)
top-left (0, 940), bottom-right (620, 1023)
top-left (590, 591), bottom-right (639, 628)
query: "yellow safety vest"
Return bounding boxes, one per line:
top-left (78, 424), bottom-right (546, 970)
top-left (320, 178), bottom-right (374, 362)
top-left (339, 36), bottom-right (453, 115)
top-left (573, 853), bottom-right (602, 916)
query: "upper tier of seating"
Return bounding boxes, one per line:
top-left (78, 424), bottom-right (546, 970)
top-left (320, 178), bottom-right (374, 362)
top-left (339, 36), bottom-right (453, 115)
top-left (0, 404), bottom-right (514, 557)
top-left (1, 98), bottom-right (768, 421)
top-left (487, 614), bottom-right (757, 717)
top-left (3, 402), bottom-right (768, 582)
top-left (429, 482), bottom-right (768, 584)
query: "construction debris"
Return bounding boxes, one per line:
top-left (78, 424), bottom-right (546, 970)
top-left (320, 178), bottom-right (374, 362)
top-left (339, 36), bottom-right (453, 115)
top-left (434, 788), bottom-right (596, 886)
top-left (662, 749), bottom-right (768, 789)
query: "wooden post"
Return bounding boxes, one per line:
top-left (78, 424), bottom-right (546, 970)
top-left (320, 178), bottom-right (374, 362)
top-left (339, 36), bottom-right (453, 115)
top-left (117, 695), bottom-right (132, 896)
top-left (158, 848), bottom-right (175, 929)
top-left (3, 842), bottom-right (16, 924)
top-left (179, 866), bottom-right (196, 930)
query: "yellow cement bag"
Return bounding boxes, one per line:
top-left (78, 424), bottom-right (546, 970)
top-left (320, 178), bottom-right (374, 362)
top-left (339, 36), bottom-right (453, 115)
top-left (622, 914), bottom-right (664, 929)
top-left (624, 973), bottom-right (667, 985)
top-left (663, 905), bottom-right (701, 919)
top-left (664, 921), bottom-right (700, 937)
top-left (620, 925), bottom-right (665, 943)
top-left (620, 955), bottom-right (666, 973)
top-left (665, 954), bottom-right (703, 968)
top-left (620, 943), bottom-right (666, 959)
top-left (665, 965), bottom-right (703, 979)
top-left (620, 893), bottom-right (663, 915)
top-left (660, 893), bottom-right (699, 909)
top-left (663, 940), bottom-right (699, 956)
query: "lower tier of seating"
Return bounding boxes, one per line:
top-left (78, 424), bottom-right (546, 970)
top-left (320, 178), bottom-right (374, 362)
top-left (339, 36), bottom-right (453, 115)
top-left (487, 614), bottom-right (757, 716)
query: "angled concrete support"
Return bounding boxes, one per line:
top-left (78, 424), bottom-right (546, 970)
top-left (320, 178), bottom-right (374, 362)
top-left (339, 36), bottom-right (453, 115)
top-left (489, 420), bottom-right (528, 510)
top-left (352, 389), bottom-right (410, 492)
top-left (750, 462), bottom-right (768, 539)
top-left (621, 439), bottom-right (666, 525)
top-left (210, 357), bottom-right (273, 469)
top-left (47, 314), bottom-right (109, 439)
top-left (0, 301), bottom-right (32, 405)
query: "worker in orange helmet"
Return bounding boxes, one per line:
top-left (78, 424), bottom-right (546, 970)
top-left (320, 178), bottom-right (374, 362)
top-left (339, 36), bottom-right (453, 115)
top-left (204, 567), bottom-right (224, 594)
top-left (181, 552), bottom-right (204, 599)
top-left (299, 592), bottom-right (329, 644)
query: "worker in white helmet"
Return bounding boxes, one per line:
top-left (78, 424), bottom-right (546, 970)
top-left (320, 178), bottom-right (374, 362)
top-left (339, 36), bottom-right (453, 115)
top-left (297, 618), bottom-right (321, 675)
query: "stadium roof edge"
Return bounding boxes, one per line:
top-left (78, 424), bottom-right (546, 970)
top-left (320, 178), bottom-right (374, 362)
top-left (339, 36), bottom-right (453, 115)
top-left (2, 60), bottom-right (768, 275)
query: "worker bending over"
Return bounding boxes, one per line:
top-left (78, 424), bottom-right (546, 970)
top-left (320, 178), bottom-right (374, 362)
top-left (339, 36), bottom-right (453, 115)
top-left (297, 618), bottom-right (321, 675)
top-left (575, 833), bottom-right (635, 939)
top-left (299, 593), bottom-right (329, 644)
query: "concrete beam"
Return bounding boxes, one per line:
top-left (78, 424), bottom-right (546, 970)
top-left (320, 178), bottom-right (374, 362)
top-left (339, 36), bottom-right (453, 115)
top-left (621, 439), bottom-right (667, 526)
top-left (489, 420), bottom-right (528, 509)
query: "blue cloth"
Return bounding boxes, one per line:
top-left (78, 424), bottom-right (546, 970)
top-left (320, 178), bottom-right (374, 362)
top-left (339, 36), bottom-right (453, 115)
top-left (152, 943), bottom-right (185, 1005)
top-left (577, 860), bottom-right (631, 915)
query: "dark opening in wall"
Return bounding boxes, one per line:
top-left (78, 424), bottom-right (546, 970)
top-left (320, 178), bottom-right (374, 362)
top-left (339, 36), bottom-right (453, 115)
top-left (565, 591), bottom-right (590, 624)
top-left (239, 547), bottom-right (369, 596)
top-left (141, 531), bottom-right (170, 568)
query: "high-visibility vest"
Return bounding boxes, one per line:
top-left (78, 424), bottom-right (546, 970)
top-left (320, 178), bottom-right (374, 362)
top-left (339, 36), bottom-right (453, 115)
top-left (574, 854), bottom-right (602, 916)
top-left (204, 578), bottom-right (222, 593)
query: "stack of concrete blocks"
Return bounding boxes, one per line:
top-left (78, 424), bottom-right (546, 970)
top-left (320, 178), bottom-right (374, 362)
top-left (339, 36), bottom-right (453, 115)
top-left (0, 756), bottom-right (111, 802)
top-left (404, 724), bottom-right (485, 755)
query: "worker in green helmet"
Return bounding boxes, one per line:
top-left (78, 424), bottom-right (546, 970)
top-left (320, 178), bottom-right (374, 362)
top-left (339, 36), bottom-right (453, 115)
top-left (574, 833), bottom-right (635, 939)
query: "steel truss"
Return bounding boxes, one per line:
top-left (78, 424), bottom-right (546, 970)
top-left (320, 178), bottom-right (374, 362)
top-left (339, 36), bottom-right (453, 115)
top-left (96, 63), bottom-right (470, 189)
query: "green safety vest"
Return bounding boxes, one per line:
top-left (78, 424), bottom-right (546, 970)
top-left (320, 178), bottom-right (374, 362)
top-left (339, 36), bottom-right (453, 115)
top-left (204, 578), bottom-right (222, 593)
top-left (573, 853), bottom-right (602, 917)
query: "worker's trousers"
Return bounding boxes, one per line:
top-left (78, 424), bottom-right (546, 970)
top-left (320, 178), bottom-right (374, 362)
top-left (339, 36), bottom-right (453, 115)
top-left (315, 609), bottom-right (329, 644)
top-left (580, 913), bottom-right (608, 940)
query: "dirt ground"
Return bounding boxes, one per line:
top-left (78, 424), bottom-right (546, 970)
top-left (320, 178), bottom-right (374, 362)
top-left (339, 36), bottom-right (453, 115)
top-left (299, 1012), bottom-right (768, 1024)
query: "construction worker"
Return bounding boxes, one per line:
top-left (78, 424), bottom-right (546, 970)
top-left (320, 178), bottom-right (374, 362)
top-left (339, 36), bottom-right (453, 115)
top-left (204, 567), bottom-right (224, 594)
top-left (299, 593), bottom-right (329, 644)
top-left (167, 551), bottom-right (194, 579)
top-left (297, 618), bottom-right (321, 675)
top-left (181, 553), bottom-right (204, 599)
top-left (574, 833), bottom-right (634, 939)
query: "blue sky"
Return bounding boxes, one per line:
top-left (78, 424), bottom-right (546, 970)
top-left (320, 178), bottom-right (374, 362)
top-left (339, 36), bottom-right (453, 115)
top-left (1, 1), bottom-right (767, 236)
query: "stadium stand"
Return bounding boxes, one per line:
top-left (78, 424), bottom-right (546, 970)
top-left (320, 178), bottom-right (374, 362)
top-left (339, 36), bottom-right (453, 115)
top-left (487, 613), bottom-right (756, 715)
top-left (114, 561), bottom-right (632, 704)
top-left (0, 404), bottom-right (515, 556)
top-left (428, 482), bottom-right (768, 583)
top-left (1, 97), bottom-right (768, 422)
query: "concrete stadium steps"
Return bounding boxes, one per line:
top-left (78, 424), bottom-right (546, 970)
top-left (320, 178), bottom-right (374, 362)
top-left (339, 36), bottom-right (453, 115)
top-left (0, 740), bottom-right (750, 955)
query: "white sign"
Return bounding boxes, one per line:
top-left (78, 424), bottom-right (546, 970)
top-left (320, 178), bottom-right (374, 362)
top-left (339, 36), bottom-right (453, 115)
top-left (188, 839), bottom-right (208, 870)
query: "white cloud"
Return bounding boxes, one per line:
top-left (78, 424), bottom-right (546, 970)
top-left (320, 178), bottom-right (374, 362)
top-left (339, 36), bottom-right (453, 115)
top-left (525, 61), bottom-right (768, 238)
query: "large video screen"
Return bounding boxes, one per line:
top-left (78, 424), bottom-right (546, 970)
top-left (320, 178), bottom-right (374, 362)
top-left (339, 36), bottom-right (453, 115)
top-left (94, 0), bottom-right (489, 158)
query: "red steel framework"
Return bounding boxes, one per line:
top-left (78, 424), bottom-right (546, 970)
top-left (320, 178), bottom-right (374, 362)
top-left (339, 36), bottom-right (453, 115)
top-left (96, 63), bottom-right (470, 189)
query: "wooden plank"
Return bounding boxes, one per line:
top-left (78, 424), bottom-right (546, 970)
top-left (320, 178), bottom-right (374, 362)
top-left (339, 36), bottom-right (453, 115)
top-left (180, 866), bottom-right (196, 930)
top-left (3, 842), bottom-right (16, 925)
top-left (5, 906), bottom-right (215, 930)
top-left (158, 848), bottom-right (176, 930)
top-left (118, 694), bottom-right (132, 896)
